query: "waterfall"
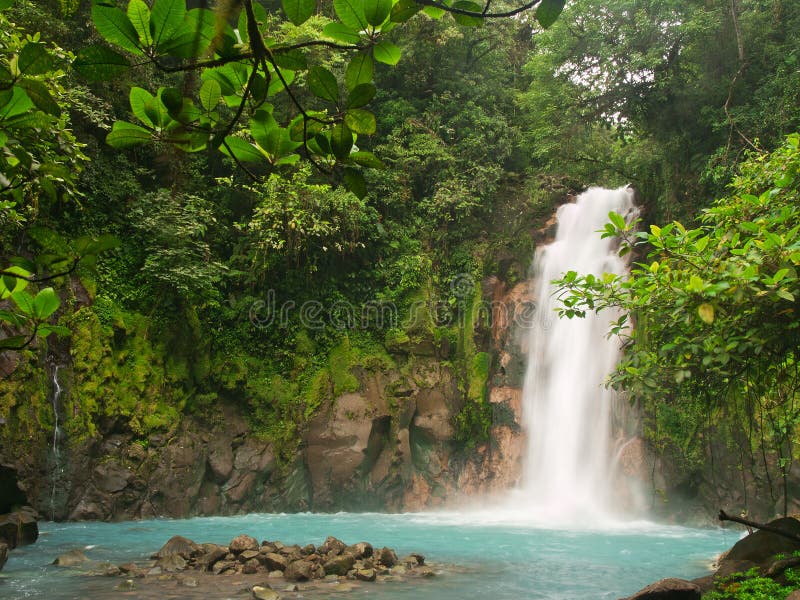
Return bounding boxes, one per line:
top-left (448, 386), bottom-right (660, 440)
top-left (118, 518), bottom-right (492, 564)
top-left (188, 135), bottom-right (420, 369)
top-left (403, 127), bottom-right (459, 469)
top-left (520, 186), bottom-right (637, 523)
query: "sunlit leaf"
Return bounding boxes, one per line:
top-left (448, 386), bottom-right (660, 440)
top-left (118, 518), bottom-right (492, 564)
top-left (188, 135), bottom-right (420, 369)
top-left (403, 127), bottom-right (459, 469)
top-left (345, 52), bottom-right (374, 91)
top-left (308, 66), bottom-right (339, 103)
top-left (283, 0), bottom-right (316, 26)
top-left (373, 40), bottom-right (401, 65)
top-left (536, 0), bottom-right (565, 28)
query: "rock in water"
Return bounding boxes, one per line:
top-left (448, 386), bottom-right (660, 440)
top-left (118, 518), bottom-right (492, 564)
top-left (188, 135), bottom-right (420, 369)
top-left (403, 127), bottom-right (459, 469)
top-left (284, 559), bottom-right (314, 581)
top-left (252, 585), bottom-right (280, 600)
top-left (0, 508), bottom-right (39, 548)
top-left (53, 549), bottom-right (89, 567)
top-left (622, 578), bottom-right (701, 600)
top-left (0, 542), bottom-right (7, 572)
top-left (323, 553), bottom-right (355, 575)
top-left (723, 517), bottom-right (800, 563)
top-left (154, 535), bottom-right (199, 559)
top-left (156, 553), bottom-right (187, 572)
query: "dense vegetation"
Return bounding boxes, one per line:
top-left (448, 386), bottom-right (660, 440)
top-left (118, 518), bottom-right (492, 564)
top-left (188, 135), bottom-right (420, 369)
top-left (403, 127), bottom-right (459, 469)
top-left (1, 0), bottom-right (800, 521)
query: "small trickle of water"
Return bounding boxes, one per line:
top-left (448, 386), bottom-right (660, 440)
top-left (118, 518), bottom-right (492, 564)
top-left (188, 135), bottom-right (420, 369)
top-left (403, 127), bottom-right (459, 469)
top-left (50, 364), bottom-right (63, 520)
top-left (520, 186), bottom-right (638, 524)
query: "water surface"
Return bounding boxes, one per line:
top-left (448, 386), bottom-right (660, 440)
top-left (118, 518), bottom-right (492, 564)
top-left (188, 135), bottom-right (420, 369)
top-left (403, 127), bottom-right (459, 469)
top-left (1, 511), bottom-right (737, 599)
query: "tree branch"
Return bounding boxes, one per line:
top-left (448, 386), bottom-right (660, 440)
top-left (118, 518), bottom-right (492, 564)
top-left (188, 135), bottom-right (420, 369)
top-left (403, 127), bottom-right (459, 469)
top-left (719, 509), bottom-right (800, 544)
top-left (416, 0), bottom-right (541, 19)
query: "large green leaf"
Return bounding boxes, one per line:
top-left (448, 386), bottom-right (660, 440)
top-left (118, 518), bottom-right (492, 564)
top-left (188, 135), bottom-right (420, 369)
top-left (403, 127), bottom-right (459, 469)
top-left (106, 120), bottom-right (153, 148)
top-left (330, 122), bottom-right (354, 159)
top-left (199, 79), bottom-right (221, 112)
top-left (17, 80), bottom-right (60, 116)
top-left (10, 290), bottom-right (35, 317)
top-left (334, 0), bottom-right (368, 32)
top-left (272, 49), bottom-right (307, 71)
top-left (372, 40), bottom-right (401, 65)
top-left (0, 266), bottom-right (30, 299)
top-left (32, 287), bottom-right (59, 320)
top-left (0, 86), bottom-right (33, 119)
top-left (363, 0), bottom-right (391, 26)
top-left (349, 150), bottom-right (384, 168)
top-left (308, 66), bottom-right (339, 103)
top-left (322, 22), bottom-right (361, 44)
top-left (346, 83), bottom-right (376, 108)
top-left (535, 0), bottom-right (565, 28)
top-left (283, 0), bottom-right (316, 26)
top-left (452, 1), bottom-right (483, 26)
top-left (129, 87), bottom-right (158, 127)
top-left (91, 4), bottom-right (142, 54)
top-left (345, 52), bottom-right (374, 91)
top-left (151, 0), bottom-right (187, 48)
top-left (17, 43), bottom-right (55, 75)
top-left (343, 167), bottom-right (367, 199)
top-left (127, 0), bottom-right (152, 47)
top-left (73, 45), bottom-right (131, 81)
top-left (220, 136), bottom-right (266, 164)
top-left (390, 0), bottom-right (421, 22)
top-left (344, 108), bottom-right (376, 134)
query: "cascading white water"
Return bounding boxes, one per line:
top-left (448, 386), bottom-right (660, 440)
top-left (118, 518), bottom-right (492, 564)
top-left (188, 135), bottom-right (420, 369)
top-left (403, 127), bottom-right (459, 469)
top-left (520, 186), bottom-right (636, 523)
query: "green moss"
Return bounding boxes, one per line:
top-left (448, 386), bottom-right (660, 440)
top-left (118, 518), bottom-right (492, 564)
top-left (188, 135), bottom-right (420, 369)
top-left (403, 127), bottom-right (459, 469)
top-left (0, 356), bottom-right (50, 448)
top-left (64, 303), bottom-right (189, 443)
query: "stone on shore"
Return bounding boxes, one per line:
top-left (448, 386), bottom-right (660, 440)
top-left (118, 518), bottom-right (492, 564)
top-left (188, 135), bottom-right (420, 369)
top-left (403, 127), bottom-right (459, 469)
top-left (230, 534), bottom-right (260, 554)
top-left (621, 577), bottom-right (701, 600)
top-left (252, 585), bottom-right (280, 600)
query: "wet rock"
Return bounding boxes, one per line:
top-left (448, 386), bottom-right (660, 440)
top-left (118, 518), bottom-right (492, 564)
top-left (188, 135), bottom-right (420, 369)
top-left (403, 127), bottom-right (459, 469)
top-left (118, 562), bottom-right (138, 574)
top-left (243, 558), bottom-right (261, 574)
top-left (177, 575), bottom-right (198, 587)
top-left (211, 560), bottom-right (236, 575)
top-left (285, 559), bottom-right (315, 581)
top-left (93, 461), bottom-right (131, 493)
top-left (115, 579), bottom-right (135, 591)
top-left (262, 552), bottom-right (288, 572)
top-left (285, 583), bottom-right (299, 591)
top-left (154, 535), bottom-right (200, 559)
top-left (301, 543), bottom-right (316, 555)
top-left (195, 544), bottom-right (228, 570)
top-left (622, 578), bottom-right (701, 600)
top-left (0, 542), bottom-right (7, 572)
top-left (0, 508), bottom-right (38, 548)
top-left (376, 547), bottom-right (397, 567)
top-left (323, 553), bottom-right (355, 576)
top-left (53, 549), bottom-right (88, 566)
top-left (230, 534), bottom-right (259, 553)
top-left (319, 536), bottom-right (347, 556)
top-left (345, 542), bottom-right (373, 559)
top-left (355, 568), bottom-right (376, 582)
top-left (239, 549), bottom-right (261, 562)
top-left (252, 585), bottom-right (280, 600)
top-left (156, 553), bottom-right (187, 572)
top-left (104, 565), bottom-right (121, 576)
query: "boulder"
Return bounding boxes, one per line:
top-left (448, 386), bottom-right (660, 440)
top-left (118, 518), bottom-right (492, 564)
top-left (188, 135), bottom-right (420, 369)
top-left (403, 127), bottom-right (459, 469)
top-left (284, 559), bottom-right (315, 581)
top-left (323, 553), bottom-right (355, 576)
top-left (346, 542), bottom-right (373, 559)
top-left (723, 517), bottom-right (800, 564)
top-left (355, 568), bottom-right (376, 582)
top-left (154, 535), bottom-right (200, 559)
top-left (53, 549), bottom-right (89, 567)
top-left (0, 508), bottom-right (38, 548)
top-left (196, 544), bottom-right (228, 570)
top-left (155, 554), bottom-right (187, 572)
top-left (262, 552), bottom-right (288, 572)
top-left (622, 578), bottom-right (701, 600)
top-left (242, 558), bottom-right (261, 574)
top-left (230, 534), bottom-right (259, 554)
top-left (252, 586), bottom-right (280, 600)
top-left (319, 536), bottom-right (346, 556)
top-left (0, 542), bottom-right (8, 572)
top-left (376, 547), bottom-right (397, 567)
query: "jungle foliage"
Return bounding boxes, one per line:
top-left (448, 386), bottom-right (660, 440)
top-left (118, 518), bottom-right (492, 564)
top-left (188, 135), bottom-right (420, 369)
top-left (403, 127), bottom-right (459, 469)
top-left (1, 0), bottom-right (799, 494)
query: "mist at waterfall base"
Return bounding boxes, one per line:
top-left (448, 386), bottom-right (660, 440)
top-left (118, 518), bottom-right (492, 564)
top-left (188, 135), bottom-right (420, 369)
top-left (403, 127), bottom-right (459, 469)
top-left (2, 189), bottom-right (737, 599)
